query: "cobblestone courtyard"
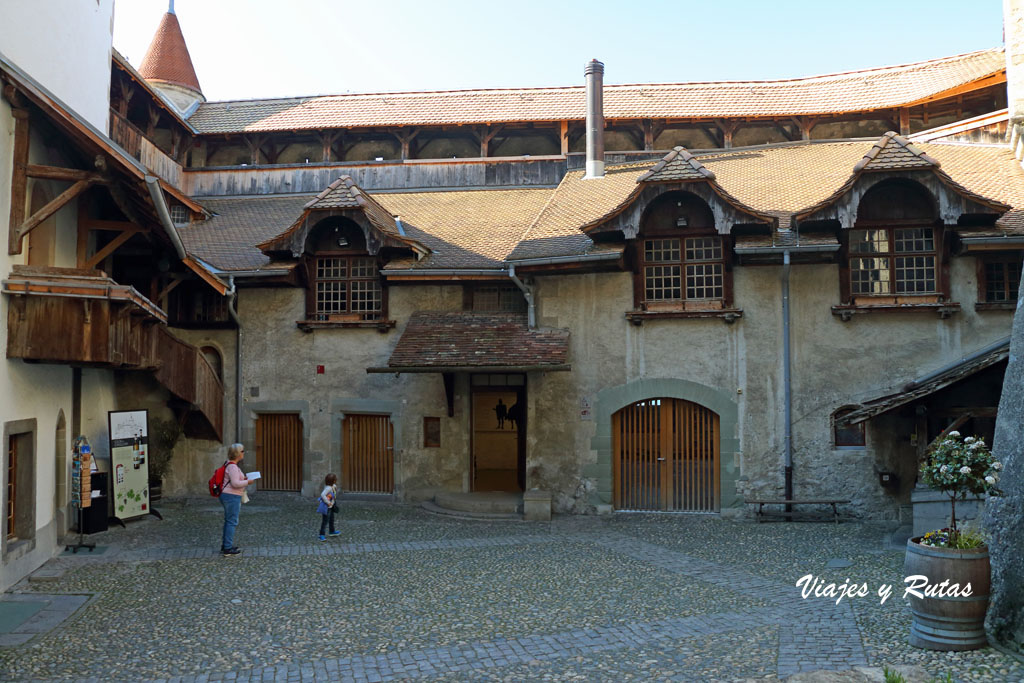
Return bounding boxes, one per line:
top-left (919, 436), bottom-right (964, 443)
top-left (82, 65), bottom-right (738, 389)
top-left (1, 495), bottom-right (1021, 682)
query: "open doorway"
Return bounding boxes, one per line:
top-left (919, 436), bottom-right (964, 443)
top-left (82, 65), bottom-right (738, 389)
top-left (471, 374), bottom-right (525, 492)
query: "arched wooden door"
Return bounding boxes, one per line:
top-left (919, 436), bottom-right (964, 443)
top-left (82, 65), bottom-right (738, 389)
top-left (612, 398), bottom-right (720, 512)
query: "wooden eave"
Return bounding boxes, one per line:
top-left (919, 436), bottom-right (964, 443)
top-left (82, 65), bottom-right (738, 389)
top-left (111, 52), bottom-right (196, 134)
top-left (2, 265), bottom-right (167, 323)
top-left (181, 256), bottom-right (228, 295)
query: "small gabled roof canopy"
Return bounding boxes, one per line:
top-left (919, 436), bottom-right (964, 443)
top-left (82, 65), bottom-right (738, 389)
top-left (638, 146), bottom-right (716, 182)
top-left (257, 176), bottom-right (429, 258)
top-left (139, 8), bottom-right (203, 95)
top-left (840, 338), bottom-right (1009, 425)
top-left (795, 132), bottom-right (1011, 222)
top-left (368, 311), bottom-right (571, 373)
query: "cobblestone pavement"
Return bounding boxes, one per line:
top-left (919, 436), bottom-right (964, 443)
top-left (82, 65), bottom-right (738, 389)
top-left (1, 494), bottom-right (1021, 682)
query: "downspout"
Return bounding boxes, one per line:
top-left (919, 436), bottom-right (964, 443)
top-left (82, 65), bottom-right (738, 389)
top-left (144, 176), bottom-right (186, 260)
top-left (782, 250), bottom-right (794, 511)
top-left (226, 276), bottom-right (242, 443)
top-left (508, 264), bottom-right (536, 328)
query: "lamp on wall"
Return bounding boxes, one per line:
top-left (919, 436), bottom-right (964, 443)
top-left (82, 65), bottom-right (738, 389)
top-left (336, 237), bottom-right (349, 247)
top-left (676, 216), bottom-right (688, 228)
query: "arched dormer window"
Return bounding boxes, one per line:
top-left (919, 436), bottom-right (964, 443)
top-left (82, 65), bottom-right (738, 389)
top-left (635, 191), bottom-right (730, 310)
top-left (844, 179), bottom-right (944, 303)
top-left (305, 218), bottom-right (384, 322)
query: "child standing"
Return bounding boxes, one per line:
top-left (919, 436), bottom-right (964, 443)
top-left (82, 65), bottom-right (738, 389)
top-left (317, 473), bottom-right (341, 541)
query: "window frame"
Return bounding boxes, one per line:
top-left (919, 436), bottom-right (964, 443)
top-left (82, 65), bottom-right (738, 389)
top-left (304, 250), bottom-right (387, 323)
top-left (463, 284), bottom-right (528, 313)
top-left (840, 218), bottom-right (948, 305)
top-left (833, 408), bottom-right (866, 449)
top-left (976, 253), bottom-right (1022, 308)
top-left (633, 229), bottom-right (733, 311)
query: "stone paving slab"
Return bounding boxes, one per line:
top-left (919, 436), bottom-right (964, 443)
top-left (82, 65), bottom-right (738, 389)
top-left (1, 498), bottom-right (1021, 682)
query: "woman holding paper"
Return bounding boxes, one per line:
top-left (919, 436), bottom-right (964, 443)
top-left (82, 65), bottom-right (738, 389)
top-left (220, 443), bottom-right (251, 556)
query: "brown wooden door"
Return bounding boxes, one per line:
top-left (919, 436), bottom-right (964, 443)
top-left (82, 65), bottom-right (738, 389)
top-left (612, 398), bottom-right (719, 512)
top-left (342, 414), bottom-right (394, 493)
top-left (254, 413), bottom-right (303, 491)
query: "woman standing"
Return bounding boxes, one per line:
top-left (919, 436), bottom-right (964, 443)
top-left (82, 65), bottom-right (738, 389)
top-left (220, 443), bottom-right (251, 556)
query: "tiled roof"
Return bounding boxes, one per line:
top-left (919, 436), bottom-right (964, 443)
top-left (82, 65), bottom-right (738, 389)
top-left (187, 49), bottom-right (1005, 134)
top-left (375, 188), bottom-right (555, 269)
top-left (638, 147), bottom-right (716, 182)
top-left (507, 163), bottom-right (649, 261)
top-left (853, 132), bottom-right (940, 172)
top-left (385, 312), bottom-right (569, 369)
top-left (307, 176), bottom-right (405, 241)
top-left (180, 195), bottom-right (314, 271)
top-left (180, 139), bottom-right (1024, 272)
top-left (138, 11), bottom-right (202, 94)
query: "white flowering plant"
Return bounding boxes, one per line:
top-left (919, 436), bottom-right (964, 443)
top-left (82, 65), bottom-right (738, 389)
top-left (919, 431), bottom-right (1001, 546)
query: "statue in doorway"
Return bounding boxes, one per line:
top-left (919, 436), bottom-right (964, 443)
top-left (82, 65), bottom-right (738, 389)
top-left (493, 398), bottom-right (507, 429)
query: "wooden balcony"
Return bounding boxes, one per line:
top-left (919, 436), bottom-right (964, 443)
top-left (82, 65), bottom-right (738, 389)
top-left (3, 266), bottom-right (164, 367)
top-left (4, 266), bottom-right (223, 440)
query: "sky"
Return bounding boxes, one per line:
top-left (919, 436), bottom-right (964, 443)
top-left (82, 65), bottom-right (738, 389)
top-left (112, 0), bottom-right (1006, 103)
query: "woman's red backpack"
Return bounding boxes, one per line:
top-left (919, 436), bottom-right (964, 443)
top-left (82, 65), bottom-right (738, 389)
top-left (208, 461), bottom-right (229, 497)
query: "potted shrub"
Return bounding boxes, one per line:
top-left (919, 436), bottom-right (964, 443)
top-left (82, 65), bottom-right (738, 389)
top-left (905, 431), bottom-right (1002, 651)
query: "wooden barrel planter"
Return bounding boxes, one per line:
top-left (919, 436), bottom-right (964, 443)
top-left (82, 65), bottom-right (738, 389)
top-left (904, 538), bottom-right (990, 651)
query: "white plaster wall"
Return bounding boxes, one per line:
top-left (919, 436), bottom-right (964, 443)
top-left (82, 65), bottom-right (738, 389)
top-left (0, 0), bottom-right (115, 130)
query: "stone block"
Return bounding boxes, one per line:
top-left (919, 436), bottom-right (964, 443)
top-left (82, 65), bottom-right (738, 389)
top-left (522, 489), bottom-right (551, 521)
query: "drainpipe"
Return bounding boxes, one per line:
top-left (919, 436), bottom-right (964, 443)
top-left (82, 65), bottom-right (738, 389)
top-left (144, 175), bottom-right (186, 260)
top-left (226, 276), bottom-right (242, 443)
top-left (508, 264), bottom-right (536, 328)
top-left (782, 250), bottom-right (794, 511)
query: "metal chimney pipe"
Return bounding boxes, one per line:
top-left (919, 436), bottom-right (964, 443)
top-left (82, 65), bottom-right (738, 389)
top-left (584, 59), bottom-right (605, 179)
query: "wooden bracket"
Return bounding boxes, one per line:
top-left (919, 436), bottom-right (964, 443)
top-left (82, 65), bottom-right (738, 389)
top-left (82, 226), bottom-right (144, 270)
top-left (12, 178), bottom-right (96, 255)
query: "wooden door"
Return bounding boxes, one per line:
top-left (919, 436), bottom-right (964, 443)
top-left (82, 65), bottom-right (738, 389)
top-left (254, 413), bottom-right (303, 491)
top-left (341, 414), bottom-right (394, 493)
top-left (612, 398), bottom-right (719, 512)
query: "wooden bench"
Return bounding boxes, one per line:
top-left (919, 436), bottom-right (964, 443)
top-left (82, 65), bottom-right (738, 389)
top-left (747, 499), bottom-right (851, 524)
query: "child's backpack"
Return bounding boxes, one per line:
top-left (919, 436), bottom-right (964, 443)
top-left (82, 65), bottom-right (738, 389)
top-left (208, 461), bottom-right (229, 497)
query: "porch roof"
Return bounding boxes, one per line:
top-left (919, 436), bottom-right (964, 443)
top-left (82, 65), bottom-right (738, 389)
top-left (368, 311), bottom-right (570, 373)
top-left (840, 338), bottom-right (1010, 425)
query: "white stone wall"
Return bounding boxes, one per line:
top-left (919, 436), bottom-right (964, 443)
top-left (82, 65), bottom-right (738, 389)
top-left (0, 0), bottom-right (115, 131)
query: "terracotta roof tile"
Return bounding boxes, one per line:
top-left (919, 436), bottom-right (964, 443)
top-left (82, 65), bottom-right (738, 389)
top-left (188, 49), bottom-right (1004, 134)
top-left (139, 12), bottom-right (202, 94)
top-left (308, 176), bottom-right (406, 242)
top-left (638, 147), bottom-right (716, 182)
top-left (386, 312), bottom-right (569, 369)
top-left (375, 188), bottom-right (555, 269)
top-left (853, 131), bottom-right (940, 172)
top-left (180, 195), bottom-right (313, 271)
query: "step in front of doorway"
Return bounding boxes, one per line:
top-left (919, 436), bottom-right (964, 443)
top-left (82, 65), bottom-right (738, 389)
top-left (431, 491), bottom-right (523, 517)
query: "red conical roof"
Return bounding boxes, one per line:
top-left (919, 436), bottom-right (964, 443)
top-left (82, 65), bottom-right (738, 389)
top-left (138, 11), bottom-right (202, 94)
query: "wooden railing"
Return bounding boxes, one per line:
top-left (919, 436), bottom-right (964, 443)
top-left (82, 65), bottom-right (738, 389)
top-left (3, 266), bottom-right (164, 368)
top-left (154, 326), bottom-right (224, 440)
top-left (109, 109), bottom-right (143, 159)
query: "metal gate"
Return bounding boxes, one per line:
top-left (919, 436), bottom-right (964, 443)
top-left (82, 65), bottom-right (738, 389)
top-left (342, 414), bottom-right (394, 493)
top-left (612, 398), bottom-right (720, 512)
top-left (254, 413), bottom-right (303, 491)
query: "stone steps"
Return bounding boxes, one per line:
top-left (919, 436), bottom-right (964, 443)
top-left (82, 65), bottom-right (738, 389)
top-left (423, 491), bottom-right (523, 520)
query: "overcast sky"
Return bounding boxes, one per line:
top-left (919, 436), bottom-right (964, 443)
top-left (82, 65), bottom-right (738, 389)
top-left (112, 0), bottom-right (1006, 102)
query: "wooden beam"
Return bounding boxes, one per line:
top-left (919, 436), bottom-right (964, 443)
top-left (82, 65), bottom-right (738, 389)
top-left (25, 164), bottom-right (104, 183)
top-left (76, 209), bottom-right (90, 268)
top-left (560, 120), bottom-right (569, 155)
top-left (15, 179), bottom-right (94, 249)
top-left (899, 108), bottom-right (910, 136)
top-left (156, 276), bottom-right (184, 303)
top-left (146, 105), bottom-right (160, 139)
top-left (7, 108), bottom-right (30, 255)
top-left (715, 120), bottom-right (738, 148)
top-left (81, 227), bottom-right (143, 270)
top-left (643, 120), bottom-right (654, 151)
top-left (924, 414), bottom-right (974, 456)
top-left (82, 219), bottom-right (144, 232)
top-left (394, 127), bottom-right (420, 160)
top-left (478, 124), bottom-right (504, 158)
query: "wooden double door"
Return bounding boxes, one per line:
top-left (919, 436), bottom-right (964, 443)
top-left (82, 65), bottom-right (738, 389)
top-left (341, 414), bottom-right (394, 494)
top-left (254, 413), bottom-right (303, 491)
top-left (612, 398), bottom-right (720, 512)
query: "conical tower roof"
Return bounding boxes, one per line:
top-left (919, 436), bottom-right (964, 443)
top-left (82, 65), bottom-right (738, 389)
top-left (138, 6), bottom-right (202, 95)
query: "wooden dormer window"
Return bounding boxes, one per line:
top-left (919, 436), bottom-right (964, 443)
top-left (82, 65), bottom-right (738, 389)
top-left (303, 218), bottom-right (386, 324)
top-left (634, 191), bottom-right (732, 312)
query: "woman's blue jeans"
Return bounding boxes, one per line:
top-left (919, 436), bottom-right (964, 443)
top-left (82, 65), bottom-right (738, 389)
top-left (220, 492), bottom-right (241, 550)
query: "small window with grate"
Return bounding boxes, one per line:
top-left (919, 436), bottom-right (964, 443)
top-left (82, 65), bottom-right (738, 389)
top-left (169, 204), bottom-right (190, 226)
top-left (833, 408), bottom-right (866, 448)
top-left (470, 285), bottom-right (526, 313)
top-left (981, 257), bottom-right (1022, 303)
